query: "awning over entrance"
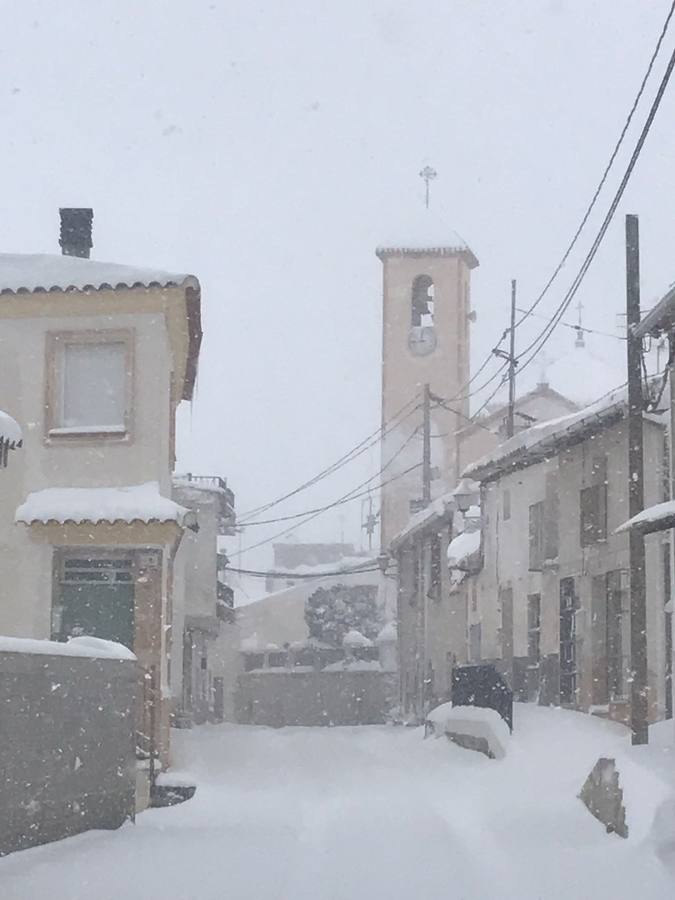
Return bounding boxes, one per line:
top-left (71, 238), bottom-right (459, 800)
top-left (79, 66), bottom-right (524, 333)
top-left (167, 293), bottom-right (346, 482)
top-left (15, 481), bottom-right (196, 529)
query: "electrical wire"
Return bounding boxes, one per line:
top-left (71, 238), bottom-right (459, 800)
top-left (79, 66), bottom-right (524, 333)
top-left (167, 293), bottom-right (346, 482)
top-left (496, 31), bottom-right (675, 396)
top-left (223, 564), bottom-right (382, 580)
top-left (232, 427), bottom-right (424, 555)
top-left (239, 392), bottom-right (421, 521)
top-left (228, 5), bottom-right (675, 545)
top-left (514, 307), bottom-right (626, 341)
top-left (513, 0), bottom-right (675, 334)
top-left (445, 0), bottom-right (675, 407)
top-left (430, 397), bottom-right (495, 432)
top-left (237, 460), bottom-right (423, 526)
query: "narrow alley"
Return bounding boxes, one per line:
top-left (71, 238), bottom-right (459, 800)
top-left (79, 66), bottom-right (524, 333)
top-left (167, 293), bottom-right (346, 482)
top-left (1, 708), bottom-right (672, 900)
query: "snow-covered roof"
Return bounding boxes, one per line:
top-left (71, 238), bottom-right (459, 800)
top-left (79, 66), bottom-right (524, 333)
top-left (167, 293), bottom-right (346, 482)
top-left (389, 490), bottom-right (455, 550)
top-left (0, 634), bottom-right (135, 661)
top-left (375, 206), bottom-right (478, 267)
top-left (0, 409), bottom-right (21, 446)
top-left (634, 282), bottom-right (675, 338)
top-left (288, 637), bottom-right (335, 651)
top-left (15, 481), bottom-right (195, 528)
top-left (323, 659), bottom-right (382, 672)
top-left (0, 253), bottom-right (197, 295)
top-left (463, 385), bottom-right (630, 483)
top-left (446, 529), bottom-right (481, 568)
top-left (342, 629), bottom-right (374, 649)
top-left (375, 621), bottom-right (397, 644)
top-left (616, 500), bottom-right (675, 536)
top-left (0, 409), bottom-right (22, 466)
top-left (240, 635), bottom-right (262, 652)
top-left (173, 475), bottom-right (231, 497)
top-left (0, 254), bottom-right (202, 402)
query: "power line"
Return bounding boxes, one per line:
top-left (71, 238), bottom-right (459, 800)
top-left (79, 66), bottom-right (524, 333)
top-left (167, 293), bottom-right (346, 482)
top-left (430, 397), bottom-right (494, 432)
top-left (512, 0), bottom-right (675, 335)
top-left (223, 564), bottom-right (382, 580)
top-left (239, 392), bottom-right (421, 521)
top-left (512, 34), bottom-right (675, 383)
top-left (446, 0), bottom-right (675, 408)
top-left (232, 427), bottom-right (423, 556)
top-left (463, 12), bottom-right (675, 421)
top-left (239, 426), bottom-right (422, 528)
top-left (228, 6), bottom-right (675, 550)
top-left (514, 306), bottom-right (625, 341)
top-left (239, 393), bottom-right (418, 520)
top-left (237, 460), bottom-right (422, 526)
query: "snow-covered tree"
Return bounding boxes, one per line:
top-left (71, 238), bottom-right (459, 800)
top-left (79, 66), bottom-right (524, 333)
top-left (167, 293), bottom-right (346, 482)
top-left (304, 583), bottom-right (381, 647)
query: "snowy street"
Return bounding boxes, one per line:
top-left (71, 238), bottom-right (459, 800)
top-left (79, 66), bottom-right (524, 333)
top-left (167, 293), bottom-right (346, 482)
top-left (1, 707), bottom-right (673, 900)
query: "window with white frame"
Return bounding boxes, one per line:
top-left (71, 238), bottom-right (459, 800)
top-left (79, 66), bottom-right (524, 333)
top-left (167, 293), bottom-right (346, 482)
top-left (48, 332), bottom-right (131, 436)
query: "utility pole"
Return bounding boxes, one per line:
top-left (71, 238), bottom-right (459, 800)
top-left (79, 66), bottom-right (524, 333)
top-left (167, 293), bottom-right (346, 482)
top-left (507, 279), bottom-right (517, 438)
top-left (422, 383), bottom-right (431, 506)
top-left (626, 213), bottom-right (649, 746)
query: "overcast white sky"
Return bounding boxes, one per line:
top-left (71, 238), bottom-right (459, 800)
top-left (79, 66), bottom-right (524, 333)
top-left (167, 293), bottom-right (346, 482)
top-left (2, 1), bottom-right (675, 568)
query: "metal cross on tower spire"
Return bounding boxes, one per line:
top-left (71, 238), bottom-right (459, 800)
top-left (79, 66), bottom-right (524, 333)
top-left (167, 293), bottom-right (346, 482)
top-left (419, 166), bottom-right (437, 209)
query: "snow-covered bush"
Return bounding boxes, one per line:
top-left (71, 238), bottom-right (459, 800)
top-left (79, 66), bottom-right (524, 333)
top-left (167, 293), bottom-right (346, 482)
top-left (305, 583), bottom-right (381, 647)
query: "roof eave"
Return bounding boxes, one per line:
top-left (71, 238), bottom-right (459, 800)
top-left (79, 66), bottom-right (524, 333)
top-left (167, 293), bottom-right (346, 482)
top-left (464, 406), bottom-right (626, 484)
top-left (375, 246), bottom-right (479, 269)
top-left (390, 503), bottom-right (455, 552)
top-left (619, 516), bottom-right (675, 536)
top-left (634, 283), bottom-right (675, 338)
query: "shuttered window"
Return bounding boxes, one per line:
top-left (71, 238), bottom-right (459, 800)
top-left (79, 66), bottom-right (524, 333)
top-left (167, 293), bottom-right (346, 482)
top-left (527, 594), bottom-right (541, 661)
top-left (529, 501), bottom-right (545, 570)
top-left (580, 456), bottom-right (608, 546)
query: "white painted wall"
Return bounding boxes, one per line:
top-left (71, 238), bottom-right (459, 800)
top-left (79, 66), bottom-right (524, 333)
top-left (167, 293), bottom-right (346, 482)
top-left (471, 417), bottom-right (668, 718)
top-left (170, 483), bottom-right (241, 721)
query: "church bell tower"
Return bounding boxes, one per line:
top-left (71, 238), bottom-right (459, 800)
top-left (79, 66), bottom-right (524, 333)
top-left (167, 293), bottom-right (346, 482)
top-left (377, 211), bottom-right (479, 548)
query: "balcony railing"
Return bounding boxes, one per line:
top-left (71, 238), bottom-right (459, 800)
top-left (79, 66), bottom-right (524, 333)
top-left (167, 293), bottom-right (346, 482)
top-left (173, 473), bottom-right (236, 534)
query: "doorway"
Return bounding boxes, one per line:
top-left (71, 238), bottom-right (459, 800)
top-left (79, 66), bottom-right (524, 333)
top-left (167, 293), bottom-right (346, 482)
top-left (500, 587), bottom-right (514, 665)
top-left (559, 577), bottom-right (577, 705)
top-left (54, 554), bottom-right (135, 649)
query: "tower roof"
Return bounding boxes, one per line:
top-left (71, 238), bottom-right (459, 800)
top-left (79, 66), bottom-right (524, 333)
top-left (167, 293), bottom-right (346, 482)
top-left (376, 206), bottom-right (479, 267)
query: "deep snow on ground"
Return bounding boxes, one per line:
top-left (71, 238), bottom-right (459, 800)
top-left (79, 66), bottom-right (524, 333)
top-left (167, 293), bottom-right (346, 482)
top-left (1, 706), bottom-right (674, 900)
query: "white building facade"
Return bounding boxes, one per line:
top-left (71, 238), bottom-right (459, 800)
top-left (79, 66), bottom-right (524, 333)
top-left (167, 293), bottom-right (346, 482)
top-left (464, 393), bottom-right (670, 723)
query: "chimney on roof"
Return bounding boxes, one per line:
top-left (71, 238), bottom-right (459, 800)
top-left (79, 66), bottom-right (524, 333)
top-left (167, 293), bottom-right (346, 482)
top-left (59, 208), bottom-right (93, 258)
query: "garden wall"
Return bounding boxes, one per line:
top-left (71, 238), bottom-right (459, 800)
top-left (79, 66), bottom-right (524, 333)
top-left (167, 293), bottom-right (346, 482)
top-left (236, 669), bottom-right (397, 727)
top-left (0, 638), bottom-right (136, 856)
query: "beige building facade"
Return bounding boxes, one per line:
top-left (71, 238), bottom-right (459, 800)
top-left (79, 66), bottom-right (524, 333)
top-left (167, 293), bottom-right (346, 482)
top-left (0, 222), bottom-right (202, 768)
top-left (390, 494), bottom-right (464, 721)
top-left (377, 219), bottom-right (478, 549)
top-left (172, 475), bottom-right (240, 724)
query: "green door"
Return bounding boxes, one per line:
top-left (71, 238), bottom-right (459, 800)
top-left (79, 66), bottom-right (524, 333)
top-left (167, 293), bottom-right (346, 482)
top-left (58, 556), bottom-right (135, 649)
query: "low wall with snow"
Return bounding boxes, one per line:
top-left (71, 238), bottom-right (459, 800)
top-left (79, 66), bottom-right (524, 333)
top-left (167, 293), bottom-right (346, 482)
top-left (0, 637), bottom-right (137, 856)
top-left (236, 669), bottom-right (397, 727)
